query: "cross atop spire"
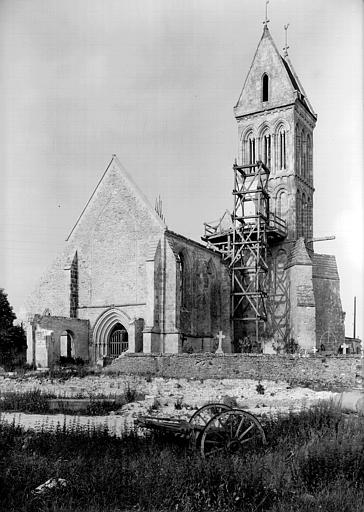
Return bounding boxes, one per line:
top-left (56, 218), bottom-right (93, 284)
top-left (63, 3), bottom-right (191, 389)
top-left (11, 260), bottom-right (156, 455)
top-left (263, 0), bottom-right (270, 28)
top-left (283, 23), bottom-right (290, 56)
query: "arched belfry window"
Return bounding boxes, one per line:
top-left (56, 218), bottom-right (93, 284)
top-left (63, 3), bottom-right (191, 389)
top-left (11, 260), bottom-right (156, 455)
top-left (295, 124), bottom-right (301, 175)
top-left (278, 127), bottom-right (287, 169)
top-left (275, 189), bottom-right (288, 221)
top-left (262, 73), bottom-right (269, 102)
top-left (307, 134), bottom-right (312, 180)
top-left (263, 132), bottom-right (271, 168)
top-left (249, 136), bottom-right (255, 164)
top-left (244, 132), bottom-right (255, 165)
top-left (301, 129), bottom-right (306, 179)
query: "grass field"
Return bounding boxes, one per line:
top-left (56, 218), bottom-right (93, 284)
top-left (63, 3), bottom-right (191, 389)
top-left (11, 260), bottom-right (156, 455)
top-left (0, 402), bottom-right (363, 511)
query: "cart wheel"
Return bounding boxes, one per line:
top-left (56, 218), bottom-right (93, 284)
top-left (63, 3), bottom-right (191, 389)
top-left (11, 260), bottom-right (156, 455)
top-left (200, 409), bottom-right (266, 458)
top-left (188, 403), bottom-right (232, 449)
top-left (189, 403), bottom-right (232, 427)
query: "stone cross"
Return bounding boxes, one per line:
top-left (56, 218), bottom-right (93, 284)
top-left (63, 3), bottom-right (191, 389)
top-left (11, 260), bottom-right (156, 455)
top-left (341, 342), bottom-right (349, 355)
top-left (312, 346), bottom-right (318, 354)
top-left (215, 331), bottom-right (225, 355)
top-left (263, 0), bottom-right (270, 27)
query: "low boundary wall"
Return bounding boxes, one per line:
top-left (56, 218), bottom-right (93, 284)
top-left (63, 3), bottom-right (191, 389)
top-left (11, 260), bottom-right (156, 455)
top-left (105, 353), bottom-right (363, 390)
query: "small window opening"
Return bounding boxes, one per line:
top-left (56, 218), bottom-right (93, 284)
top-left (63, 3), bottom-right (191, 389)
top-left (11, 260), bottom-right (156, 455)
top-left (262, 74), bottom-right (269, 102)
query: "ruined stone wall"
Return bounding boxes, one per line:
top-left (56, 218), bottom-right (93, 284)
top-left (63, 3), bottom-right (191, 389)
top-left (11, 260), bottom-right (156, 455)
top-left (165, 232), bottom-right (231, 352)
top-left (28, 315), bottom-right (90, 366)
top-left (106, 353), bottom-right (360, 389)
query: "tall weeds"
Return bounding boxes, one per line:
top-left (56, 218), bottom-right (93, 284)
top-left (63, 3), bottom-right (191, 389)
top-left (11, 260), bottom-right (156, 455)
top-left (0, 402), bottom-right (363, 511)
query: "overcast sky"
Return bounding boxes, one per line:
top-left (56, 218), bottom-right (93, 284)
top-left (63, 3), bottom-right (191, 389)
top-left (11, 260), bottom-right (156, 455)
top-left (1, 0), bottom-right (363, 338)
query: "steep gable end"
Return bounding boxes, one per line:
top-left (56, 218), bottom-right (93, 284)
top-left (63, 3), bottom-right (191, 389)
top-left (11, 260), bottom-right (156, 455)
top-left (67, 155), bottom-right (166, 241)
top-left (234, 27), bottom-right (297, 117)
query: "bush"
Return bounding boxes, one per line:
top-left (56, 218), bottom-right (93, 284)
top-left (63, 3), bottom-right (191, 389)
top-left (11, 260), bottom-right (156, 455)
top-left (256, 381), bottom-right (265, 395)
top-left (285, 337), bottom-right (299, 354)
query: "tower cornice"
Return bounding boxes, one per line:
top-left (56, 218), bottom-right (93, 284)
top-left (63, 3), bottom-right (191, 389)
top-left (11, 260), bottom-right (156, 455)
top-left (295, 175), bottom-right (315, 192)
top-left (234, 102), bottom-right (296, 122)
top-left (294, 101), bottom-right (317, 129)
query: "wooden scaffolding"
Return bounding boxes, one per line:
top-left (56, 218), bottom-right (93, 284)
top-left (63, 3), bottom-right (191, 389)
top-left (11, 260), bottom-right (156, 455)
top-left (202, 161), bottom-right (287, 348)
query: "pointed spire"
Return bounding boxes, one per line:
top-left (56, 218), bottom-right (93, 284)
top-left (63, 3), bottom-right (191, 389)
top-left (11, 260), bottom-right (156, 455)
top-left (283, 23), bottom-right (290, 57)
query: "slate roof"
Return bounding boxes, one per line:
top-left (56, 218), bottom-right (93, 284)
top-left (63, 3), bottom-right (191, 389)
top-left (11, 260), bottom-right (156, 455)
top-left (281, 56), bottom-right (316, 118)
top-left (234, 26), bottom-right (316, 120)
top-left (166, 230), bottom-right (218, 256)
top-left (312, 254), bottom-right (340, 280)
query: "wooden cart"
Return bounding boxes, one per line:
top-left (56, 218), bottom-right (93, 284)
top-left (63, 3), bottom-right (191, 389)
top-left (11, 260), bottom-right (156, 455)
top-left (135, 403), bottom-right (267, 458)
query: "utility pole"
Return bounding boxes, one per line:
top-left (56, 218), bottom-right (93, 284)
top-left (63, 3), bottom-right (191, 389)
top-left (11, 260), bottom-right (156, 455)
top-left (353, 296), bottom-right (357, 340)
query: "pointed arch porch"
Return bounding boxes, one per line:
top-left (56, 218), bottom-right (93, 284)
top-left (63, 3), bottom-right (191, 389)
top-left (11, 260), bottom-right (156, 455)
top-left (92, 308), bottom-right (136, 361)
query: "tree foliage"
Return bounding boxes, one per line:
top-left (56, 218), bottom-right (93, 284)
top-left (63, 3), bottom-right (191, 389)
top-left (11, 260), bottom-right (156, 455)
top-left (0, 288), bottom-right (26, 367)
top-left (0, 288), bottom-right (16, 330)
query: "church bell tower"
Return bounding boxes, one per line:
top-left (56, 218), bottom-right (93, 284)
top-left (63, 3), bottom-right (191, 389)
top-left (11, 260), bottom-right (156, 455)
top-left (203, 21), bottom-right (320, 349)
top-left (232, 23), bottom-right (318, 347)
top-left (234, 24), bottom-right (317, 245)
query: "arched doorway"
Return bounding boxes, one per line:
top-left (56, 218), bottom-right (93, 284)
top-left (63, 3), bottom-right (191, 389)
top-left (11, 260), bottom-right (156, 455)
top-left (108, 323), bottom-right (128, 358)
top-left (92, 308), bottom-right (133, 361)
top-left (60, 330), bottom-right (74, 359)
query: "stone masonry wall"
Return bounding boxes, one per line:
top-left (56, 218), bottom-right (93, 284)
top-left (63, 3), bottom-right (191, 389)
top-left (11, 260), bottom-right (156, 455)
top-left (26, 157), bottom-right (165, 324)
top-left (106, 353), bottom-right (361, 389)
top-left (27, 315), bottom-right (90, 367)
top-left (166, 232), bottom-right (231, 351)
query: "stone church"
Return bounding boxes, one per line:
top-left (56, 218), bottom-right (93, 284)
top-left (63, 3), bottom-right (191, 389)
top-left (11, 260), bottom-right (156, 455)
top-left (26, 25), bottom-right (344, 367)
